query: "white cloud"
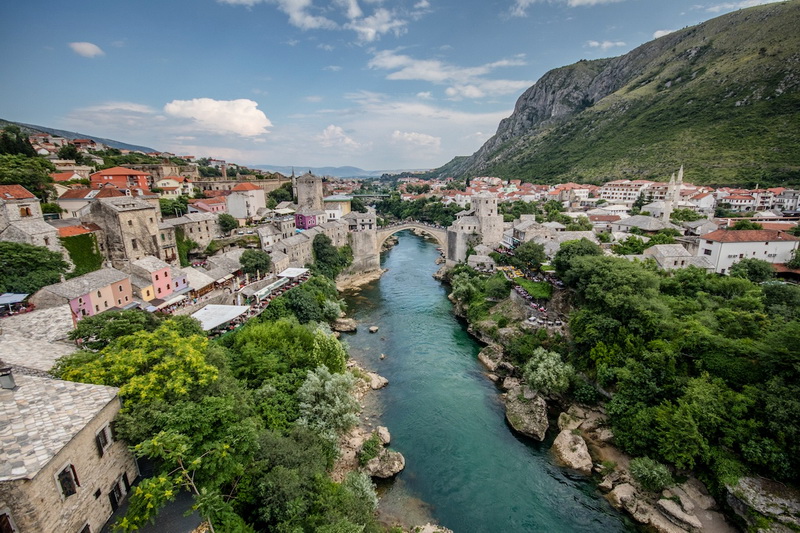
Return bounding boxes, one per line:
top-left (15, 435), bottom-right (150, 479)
top-left (510, 0), bottom-right (626, 17)
top-left (68, 42), bottom-right (105, 58)
top-left (703, 0), bottom-right (777, 13)
top-left (368, 49), bottom-right (531, 99)
top-left (318, 43), bottom-right (335, 51)
top-left (318, 124), bottom-right (362, 149)
top-left (163, 98), bottom-right (272, 136)
top-left (417, 91), bottom-right (433, 99)
top-left (346, 8), bottom-right (407, 41)
top-left (391, 130), bottom-right (441, 150)
top-left (586, 39), bottom-right (627, 50)
top-left (324, 65), bottom-right (343, 71)
top-left (305, 95), bottom-right (323, 102)
top-left (652, 29), bottom-right (676, 39)
top-left (334, 0), bottom-right (363, 19)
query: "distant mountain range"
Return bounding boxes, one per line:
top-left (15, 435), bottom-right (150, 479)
top-left (0, 119), bottom-right (157, 154)
top-left (430, 1), bottom-right (800, 187)
top-left (253, 165), bottom-right (426, 179)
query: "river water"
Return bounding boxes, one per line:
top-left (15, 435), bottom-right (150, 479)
top-left (342, 231), bottom-right (635, 533)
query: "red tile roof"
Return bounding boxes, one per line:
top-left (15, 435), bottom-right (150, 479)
top-left (231, 182), bottom-right (261, 191)
top-left (90, 166), bottom-right (151, 177)
top-left (702, 229), bottom-right (799, 243)
top-left (0, 184), bottom-right (36, 200)
top-left (50, 171), bottom-right (80, 182)
top-left (57, 223), bottom-right (101, 237)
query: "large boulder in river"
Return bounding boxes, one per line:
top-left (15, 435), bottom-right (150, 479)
top-left (551, 430), bottom-right (592, 474)
top-left (367, 372), bottom-right (388, 390)
top-left (504, 385), bottom-right (548, 441)
top-left (477, 343), bottom-right (503, 372)
top-left (332, 318), bottom-right (357, 332)
top-left (363, 448), bottom-right (405, 478)
top-left (727, 477), bottom-right (800, 532)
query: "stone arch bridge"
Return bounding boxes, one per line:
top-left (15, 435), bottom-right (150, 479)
top-left (376, 222), bottom-right (448, 257)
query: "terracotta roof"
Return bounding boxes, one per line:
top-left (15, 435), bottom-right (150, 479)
top-left (58, 225), bottom-right (92, 237)
top-left (701, 229), bottom-right (800, 243)
top-left (760, 222), bottom-right (798, 231)
top-left (90, 166), bottom-right (150, 177)
top-left (50, 171), bottom-right (79, 182)
top-left (725, 195), bottom-right (754, 201)
top-left (589, 215), bottom-right (621, 222)
top-left (0, 185), bottom-right (36, 200)
top-left (59, 187), bottom-right (125, 200)
top-left (231, 182), bottom-right (261, 191)
top-left (160, 175), bottom-right (188, 183)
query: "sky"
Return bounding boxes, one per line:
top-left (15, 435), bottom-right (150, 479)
top-left (0, 0), bottom-right (782, 171)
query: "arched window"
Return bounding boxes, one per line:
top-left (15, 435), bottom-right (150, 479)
top-left (19, 207), bottom-right (32, 217)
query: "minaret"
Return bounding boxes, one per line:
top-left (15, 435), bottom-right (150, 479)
top-left (662, 172), bottom-right (676, 223)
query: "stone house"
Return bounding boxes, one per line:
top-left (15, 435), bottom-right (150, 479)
top-left (30, 268), bottom-right (133, 326)
top-left (154, 175), bottom-right (194, 197)
top-left (162, 212), bottom-right (221, 250)
top-left (79, 197), bottom-right (163, 270)
top-left (275, 232), bottom-right (313, 267)
top-left (56, 187), bottom-right (126, 218)
top-left (0, 369), bottom-right (138, 533)
top-left (342, 210), bottom-right (376, 232)
top-left (642, 244), bottom-right (714, 271)
top-left (0, 185), bottom-right (61, 253)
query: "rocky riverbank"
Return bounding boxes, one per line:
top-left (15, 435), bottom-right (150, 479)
top-left (336, 268), bottom-right (387, 291)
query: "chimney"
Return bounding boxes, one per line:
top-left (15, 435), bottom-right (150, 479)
top-left (0, 367), bottom-right (16, 390)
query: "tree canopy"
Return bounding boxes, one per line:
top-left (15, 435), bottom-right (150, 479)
top-left (0, 154), bottom-right (55, 199)
top-left (240, 249), bottom-right (272, 275)
top-left (0, 242), bottom-right (69, 294)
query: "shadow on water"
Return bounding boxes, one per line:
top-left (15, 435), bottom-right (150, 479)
top-left (343, 231), bottom-right (635, 533)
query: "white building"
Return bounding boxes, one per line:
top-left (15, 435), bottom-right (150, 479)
top-left (697, 229), bottom-right (799, 274)
top-left (227, 183), bottom-right (266, 222)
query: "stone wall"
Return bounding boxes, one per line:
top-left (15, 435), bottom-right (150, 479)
top-left (0, 399), bottom-right (138, 533)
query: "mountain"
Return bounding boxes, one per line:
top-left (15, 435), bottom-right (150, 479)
top-left (0, 119), bottom-right (156, 153)
top-left (431, 1), bottom-right (800, 187)
top-left (253, 164), bottom-right (426, 178)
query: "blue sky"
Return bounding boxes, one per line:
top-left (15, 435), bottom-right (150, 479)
top-left (0, 0), bottom-right (781, 170)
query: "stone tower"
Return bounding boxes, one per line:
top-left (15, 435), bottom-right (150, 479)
top-left (473, 193), bottom-right (504, 246)
top-left (296, 172), bottom-right (323, 211)
top-left (661, 165), bottom-right (684, 223)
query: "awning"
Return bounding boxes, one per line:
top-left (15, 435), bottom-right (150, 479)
top-left (278, 268), bottom-right (309, 279)
top-left (191, 304), bottom-right (250, 331)
top-left (156, 294), bottom-right (188, 309)
top-left (0, 293), bottom-right (28, 305)
top-left (216, 274), bottom-right (234, 283)
top-left (253, 278), bottom-right (289, 299)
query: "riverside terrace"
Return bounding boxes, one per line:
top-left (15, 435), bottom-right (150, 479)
top-left (189, 268), bottom-right (311, 337)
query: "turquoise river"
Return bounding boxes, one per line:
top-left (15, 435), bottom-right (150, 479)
top-left (342, 231), bottom-right (635, 533)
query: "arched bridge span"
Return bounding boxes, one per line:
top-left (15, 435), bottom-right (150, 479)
top-left (377, 222), bottom-right (448, 252)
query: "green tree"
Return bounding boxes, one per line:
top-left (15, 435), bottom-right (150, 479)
top-left (0, 125), bottom-right (36, 157)
top-left (629, 457), bottom-right (673, 492)
top-left (56, 143), bottom-right (88, 165)
top-left (0, 241), bottom-right (68, 293)
top-left (296, 366), bottom-right (360, 441)
top-left (350, 197), bottom-right (368, 213)
top-left (787, 248), bottom-right (800, 269)
top-left (730, 220), bottom-right (763, 230)
top-left (0, 154), bottom-right (56, 199)
top-left (240, 249), bottom-right (272, 275)
top-left (312, 234), bottom-right (352, 279)
top-left (552, 238), bottom-right (603, 278)
top-left (218, 213), bottom-right (239, 234)
top-left (670, 208), bottom-right (704, 222)
top-left (522, 347), bottom-right (574, 395)
top-left (512, 241), bottom-right (547, 270)
top-left (484, 274), bottom-right (511, 300)
top-left (64, 309), bottom-right (161, 350)
top-left (729, 258), bottom-right (774, 283)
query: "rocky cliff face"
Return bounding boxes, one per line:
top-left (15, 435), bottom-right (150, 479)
top-left (435, 1), bottom-right (800, 185)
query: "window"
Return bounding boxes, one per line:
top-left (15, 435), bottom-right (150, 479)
top-left (94, 305), bottom-right (99, 312)
top-left (703, 249), bottom-right (712, 256)
top-left (57, 464), bottom-right (80, 498)
top-left (104, 301), bottom-right (108, 308)
top-left (128, 220), bottom-right (133, 226)
top-left (108, 473), bottom-right (130, 512)
top-left (157, 288), bottom-right (161, 294)
top-left (155, 274), bottom-right (159, 280)
top-left (131, 238), bottom-right (137, 250)
top-left (119, 285), bottom-right (123, 291)
top-left (1, 512), bottom-right (18, 533)
top-left (44, 237), bottom-right (50, 246)
top-left (95, 424), bottom-right (113, 456)
top-left (97, 291), bottom-right (101, 297)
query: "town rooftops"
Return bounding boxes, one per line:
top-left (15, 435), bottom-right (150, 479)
top-left (90, 166), bottom-right (150, 177)
top-left (0, 184), bottom-right (36, 200)
top-left (56, 223), bottom-right (102, 238)
top-left (132, 255), bottom-right (171, 273)
top-left (58, 187), bottom-right (125, 200)
top-left (231, 182), bottom-right (261, 191)
top-left (98, 197), bottom-right (153, 212)
top-left (38, 268), bottom-right (129, 300)
top-left (701, 229), bottom-right (800, 243)
top-left (0, 372), bottom-right (119, 481)
top-left (616, 215), bottom-right (676, 232)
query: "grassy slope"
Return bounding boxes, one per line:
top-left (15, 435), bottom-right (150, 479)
top-left (459, 2), bottom-right (800, 187)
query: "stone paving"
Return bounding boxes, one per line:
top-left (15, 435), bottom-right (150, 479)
top-left (0, 305), bottom-right (77, 372)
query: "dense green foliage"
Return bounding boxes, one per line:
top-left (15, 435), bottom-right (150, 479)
top-left (219, 213), bottom-right (239, 234)
top-left (555, 248), bottom-right (800, 487)
top-left (174, 227), bottom-right (198, 267)
top-left (55, 300), bottom-right (380, 531)
top-left (729, 258), bottom-right (774, 283)
top-left (0, 125), bottom-right (36, 157)
top-left (159, 196), bottom-right (189, 217)
top-left (629, 457), bottom-right (674, 492)
top-left (240, 249), bottom-right (272, 275)
top-left (60, 233), bottom-right (104, 278)
top-left (522, 348), bottom-right (574, 395)
top-left (514, 278), bottom-right (553, 300)
top-left (0, 154), bottom-right (55, 199)
top-left (0, 241), bottom-right (68, 293)
top-left (375, 195), bottom-right (462, 226)
top-left (311, 234), bottom-right (353, 280)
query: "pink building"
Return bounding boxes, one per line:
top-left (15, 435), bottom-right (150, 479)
top-left (30, 268), bottom-right (134, 326)
top-left (130, 256), bottom-right (174, 302)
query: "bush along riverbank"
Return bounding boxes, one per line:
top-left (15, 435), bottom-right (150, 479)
top-left (440, 243), bottom-right (800, 533)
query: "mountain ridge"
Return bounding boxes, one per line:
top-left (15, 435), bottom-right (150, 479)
top-left (430, 1), bottom-right (800, 187)
top-left (0, 119), bottom-right (157, 154)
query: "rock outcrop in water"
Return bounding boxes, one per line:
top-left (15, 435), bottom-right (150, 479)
top-left (551, 430), bottom-right (592, 475)
top-left (504, 385), bottom-right (548, 441)
top-left (726, 477), bottom-right (800, 532)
